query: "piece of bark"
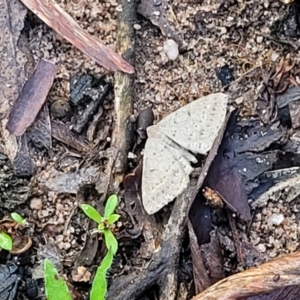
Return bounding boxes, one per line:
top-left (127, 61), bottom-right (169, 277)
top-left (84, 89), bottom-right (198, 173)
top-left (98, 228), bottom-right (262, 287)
top-left (19, 0), bottom-right (134, 74)
top-left (188, 196), bottom-right (225, 294)
top-left (37, 166), bottom-right (99, 194)
top-left (136, 108), bottom-right (154, 140)
top-left (111, 0), bottom-right (137, 179)
top-left (0, 0), bottom-right (36, 175)
top-left (51, 120), bottom-right (88, 153)
top-left (6, 60), bottom-right (58, 136)
top-left (289, 100), bottom-right (300, 129)
top-left (26, 104), bottom-right (52, 150)
top-left (227, 211), bottom-right (245, 265)
top-left (72, 83), bottom-right (111, 134)
top-left (87, 107), bottom-right (104, 142)
top-left (12, 134), bottom-right (34, 177)
top-left (192, 251), bottom-right (300, 300)
top-left (0, 153), bottom-right (30, 208)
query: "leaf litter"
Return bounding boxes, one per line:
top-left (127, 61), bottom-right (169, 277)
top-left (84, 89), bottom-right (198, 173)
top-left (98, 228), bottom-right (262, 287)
top-left (3, 0), bottom-right (300, 299)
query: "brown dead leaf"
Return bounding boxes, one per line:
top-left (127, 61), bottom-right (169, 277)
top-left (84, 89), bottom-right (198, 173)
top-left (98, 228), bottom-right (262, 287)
top-left (6, 60), bottom-right (58, 136)
top-left (188, 195), bottom-right (225, 294)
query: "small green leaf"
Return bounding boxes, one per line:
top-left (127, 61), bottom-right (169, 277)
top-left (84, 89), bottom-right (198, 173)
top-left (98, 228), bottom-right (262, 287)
top-left (104, 195), bottom-right (118, 218)
top-left (11, 212), bottom-right (25, 225)
top-left (104, 229), bottom-right (118, 255)
top-left (81, 204), bottom-right (102, 224)
top-left (90, 248), bottom-right (114, 300)
top-left (44, 259), bottom-right (72, 300)
top-left (107, 214), bottom-right (120, 225)
top-left (0, 232), bottom-right (12, 251)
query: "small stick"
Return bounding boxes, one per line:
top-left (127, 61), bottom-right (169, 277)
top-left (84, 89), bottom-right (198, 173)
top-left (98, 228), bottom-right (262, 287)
top-left (20, 0), bottom-right (135, 74)
top-left (111, 0), bottom-right (137, 180)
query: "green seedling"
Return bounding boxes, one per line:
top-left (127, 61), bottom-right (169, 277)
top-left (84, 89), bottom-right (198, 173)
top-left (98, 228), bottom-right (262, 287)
top-left (81, 194), bottom-right (120, 255)
top-left (10, 212), bottom-right (27, 226)
top-left (81, 195), bottom-right (120, 300)
top-left (44, 259), bottom-right (72, 300)
top-left (0, 232), bottom-right (12, 251)
top-left (90, 247), bottom-right (113, 300)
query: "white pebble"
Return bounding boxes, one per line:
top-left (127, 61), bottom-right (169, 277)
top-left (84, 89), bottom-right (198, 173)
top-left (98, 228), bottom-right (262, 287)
top-left (30, 198), bottom-right (43, 210)
top-left (256, 36), bottom-right (263, 44)
top-left (64, 242), bottom-right (71, 250)
top-left (257, 244), bottom-right (266, 253)
top-left (56, 235), bottom-right (64, 243)
top-left (267, 214), bottom-right (285, 226)
top-left (163, 39), bottom-right (179, 61)
top-left (41, 210), bottom-right (49, 218)
top-left (133, 24), bottom-right (141, 30)
top-left (271, 51), bottom-right (279, 62)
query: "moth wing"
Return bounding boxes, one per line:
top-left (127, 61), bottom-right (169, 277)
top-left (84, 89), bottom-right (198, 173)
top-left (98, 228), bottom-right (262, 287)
top-left (142, 134), bottom-right (193, 215)
top-left (156, 93), bottom-right (228, 154)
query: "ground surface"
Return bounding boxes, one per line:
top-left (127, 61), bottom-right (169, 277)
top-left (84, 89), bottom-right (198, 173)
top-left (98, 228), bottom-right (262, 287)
top-left (1, 0), bottom-right (300, 299)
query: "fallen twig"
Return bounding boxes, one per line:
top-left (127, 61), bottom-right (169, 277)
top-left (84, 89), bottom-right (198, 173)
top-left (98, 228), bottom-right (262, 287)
top-left (20, 0), bottom-right (135, 74)
top-left (111, 0), bottom-right (137, 180)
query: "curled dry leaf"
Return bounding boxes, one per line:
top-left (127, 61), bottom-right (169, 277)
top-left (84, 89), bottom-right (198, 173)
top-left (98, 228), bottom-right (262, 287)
top-left (10, 235), bottom-right (32, 255)
top-left (192, 251), bottom-right (300, 300)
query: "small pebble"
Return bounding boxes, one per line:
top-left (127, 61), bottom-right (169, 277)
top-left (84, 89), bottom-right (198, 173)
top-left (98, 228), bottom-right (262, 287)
top-left (133, 24), bottom-right (141, 30)
top-left (219, 27), bottom-right (227, 34)
top-left (56, 235), bottom-right (64, 243)
top-left (163, 39), bottom-right (179, 61)
top-left (256, 36), bottom-right (263, 44)
top-left (64, 242), bottom-right (71, 250)
top-left (30, 198), bottom-right (43, 210)
top-left (50, 99), bottom-right (71, 119)
top-left (235, 96), bottom-right (244, 105)
top-left (58, 242), bottom-right (65, 250)
top-left (257, 244), bottom-right (266, 253)
top-left (271, 51), bottom-right (279, 62)
top-left (267, 214), bottom-right (285, 226)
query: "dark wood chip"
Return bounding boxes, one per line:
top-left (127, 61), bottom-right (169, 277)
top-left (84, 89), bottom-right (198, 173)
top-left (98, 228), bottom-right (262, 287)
top-left (6, 59), bottom-right (58, 137)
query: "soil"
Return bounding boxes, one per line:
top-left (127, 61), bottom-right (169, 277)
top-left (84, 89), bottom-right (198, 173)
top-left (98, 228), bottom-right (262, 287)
top-left (2, 0), bottom-right (300, 299)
